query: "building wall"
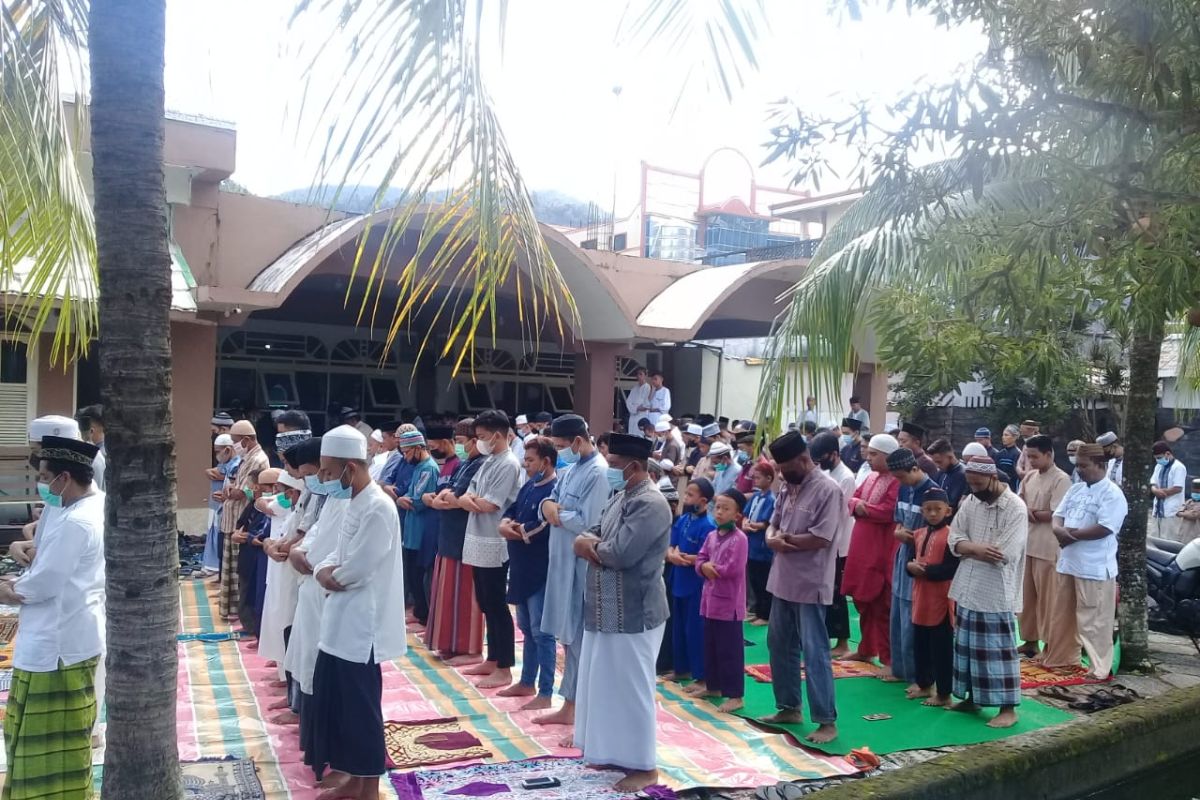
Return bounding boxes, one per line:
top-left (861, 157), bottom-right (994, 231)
top-left (172, 321), bottom-right (217, 533)
top-left (35, 335), bottom-right (76, 417)
top-left (213, 193), bottom-right (336, 291)
top-left (716, 357), bottom-right (856, 426)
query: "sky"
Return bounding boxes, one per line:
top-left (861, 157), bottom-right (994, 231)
top-left (162, 0), bottom-right (985, 212)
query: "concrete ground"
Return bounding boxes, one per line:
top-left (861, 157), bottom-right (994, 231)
top-left (699, 630), bottom-right (1200, 800)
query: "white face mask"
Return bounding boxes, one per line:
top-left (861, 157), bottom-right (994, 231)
top-left (233, 441), bottom-right (246, 457)
top-left (476, 436), bottom-right (494, 456)
top-left (1068, 455), bottom-right (1077, 465)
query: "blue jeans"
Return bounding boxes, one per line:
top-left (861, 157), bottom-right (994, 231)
top-left (671, 592), bottom-right (705, 681)
top-left (516, 588), bottom-right (556, 697)
top-left (767, 598), bottom-right (837, 724)
top-left (889, 594), bottom-right (916, 683)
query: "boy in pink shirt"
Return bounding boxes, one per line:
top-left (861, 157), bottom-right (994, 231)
top-left (687, 489), bottom-right (749, 712)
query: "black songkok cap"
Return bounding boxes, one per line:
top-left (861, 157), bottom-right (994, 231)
top-left (607, 432), bottom-right (654, 459)
top-left (769, 431), bottom-right (807, 463)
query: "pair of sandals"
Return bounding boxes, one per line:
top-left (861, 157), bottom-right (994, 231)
top-left (1038, 683), bottom-right (1139, 712)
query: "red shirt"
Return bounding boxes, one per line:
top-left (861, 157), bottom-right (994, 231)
top-left (911, 522), bottom-right (958, 626)
top-left (841, 471), bottom-right (899, 603)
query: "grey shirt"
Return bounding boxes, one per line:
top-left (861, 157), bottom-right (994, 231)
top-left (583, 478), bottom-right (672, 634)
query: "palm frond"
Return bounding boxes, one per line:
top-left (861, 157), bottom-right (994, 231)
top-left (291, 0), bottom-right (577, 376)
top-left (754, 156), bottom-right (1057, 435)
top-left (0, 0), bottom-right (97, 362)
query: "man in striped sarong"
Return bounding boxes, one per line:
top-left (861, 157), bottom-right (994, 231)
top-left (946, 457), bottom-right (1029, 728)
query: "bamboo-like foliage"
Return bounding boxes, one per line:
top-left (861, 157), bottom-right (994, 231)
top-left (0, 0), bottom-right (96, 361)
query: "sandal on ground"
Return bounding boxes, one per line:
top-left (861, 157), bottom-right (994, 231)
top-left (845, 747), bottom-right (881, 770)
top-left (1037, 685), bottom-right (1075, 702)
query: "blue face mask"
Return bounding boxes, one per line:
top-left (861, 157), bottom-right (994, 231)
top-left (304, 474), bottom-right (326, 495)
top-left (840, 434), bottom-right (853, 447)
top-left (558, 446), bottom-right (580, 465)
top-left (736, 451), bottom-right (749, 466)
top-left (37, 477), bottom-right (63, 508)
top-left (607, 466), bottom-right (628, 492)
top-left (1192, 493), bottom-right (1200, 502)
top-left (318, 467), bottom-right (352, 500)
top-left (532, 471), bottom-right (546, 482)
top-left (1156, 456), bottom-right (1170, 467)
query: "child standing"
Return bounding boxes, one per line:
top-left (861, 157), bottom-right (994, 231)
top-left (689, 489), bottom-right (749, 712)
top-left (666, 478), bottom-right (716, 684)
top-left (232, 468), bottom-right (271, 637)
top-left (907, 486), bottom-right (959, 706)
top-left (742, 463), bottom-right (776, 625)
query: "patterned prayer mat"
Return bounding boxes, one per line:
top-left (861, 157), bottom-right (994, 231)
top-left (181, 757), bottom-right (265, 799)
top-left (389, 757), bottom-right (677, 800)
top-left (0, 669), bottom-right (11, 694)
top-left (0, 617), bottom-right (17, 666)
top-left (386, 717), bottom-right (492, 769)
top-left (1019, 658), bottom-right (1110, 689)
top-left (744, 660), bottom-right (885, 683)
top-left (177, 631), bottom-right (247, 643)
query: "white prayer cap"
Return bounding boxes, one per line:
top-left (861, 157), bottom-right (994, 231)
top-left (654, 420), bottom-right (671, 433)
top-left (277, 472), bottom-right (305, 490)
top-left (229, 420), bottom-right (256, 437)
top-left (660, 414), bottom-right (673, 423)
top-left (524, 433), bottom-right (538, 444)
top-left (962, 441), bottom-right (989, 460)
top-left (867, 433), bottom-right (900, 455)
top-left (213, 434), bottom-right (234, 447)
top-left (321, 425), bottom-right (367, 460)
top-left (659, 458), bottom-right (675, 471)
top-left (370, 429), bottom-right (384, 444)
top-left (29, 415), bottom-right (80, 443)
top-left (686, 424), bottom-right (703, 436)
top-left (1096, 431), bottom-right (1118, 447)
top-left (515, 414), bottom-right (528, 426)
top-left (709, 442), bottom-right (732, 457)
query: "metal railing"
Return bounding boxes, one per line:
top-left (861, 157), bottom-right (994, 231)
top-left (699, 237), bottom-right (823, 266)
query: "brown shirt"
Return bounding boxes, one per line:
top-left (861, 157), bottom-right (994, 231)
top-left (766, 469), bottom-right (844, 605)
top-left (220, 445), bottom-right (269, 533)
top-left (1019, 466), bottom-right (1071, 562)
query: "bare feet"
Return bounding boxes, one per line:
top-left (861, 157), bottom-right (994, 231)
top-left (263, 678), bottom-right (287, 689)
top-left (750, 618), bottom-right (769, 626)
top-left (316, 771), bottom-right (349, 791)
top-left (534, 702), bottom-right (575, 726)
top-left (498, 682), bottom-right (536, 698)
top-left (445, 654), bottom-right (483, 667)
top-left (922, 694), bottom-right (952, 708)
top-left (718, 698), bottom-right (744, 713)
top-left (1018, 642), bottom-right (1040, 659)
top-left (267, 697), bottom-right (291, 710)
top-left (614, 769), bottom-right (659, 793)
top-left (406, 621), bottom-right (425, 633)
top-left (463, 660), bottom-right (497, 676)
top-left (878, 671), bottom-right (905, 683)
top-left (905, 684), bottom-right (931, 699)
top-left (520, 696), bottom-right (553, 712)
top-left (660, 672), bottom-right (691, 683)
top-left (317, 775), bottom-right (375, 800)
top-left (948, 699), bottom-right (981, 714)
top-left (830, 641), bottom-right (851, 659)
top-left (806, 723), bottom-right (838, 744)
top-left (840, 651), bottom-right (875, 663)
top-left (270, 710), bottom-right (299, 725)
top-left (761, 709), bottom-right (804, 725)
top-left (558, 734), bottom-right (576, 748)
top-left (477, 668), bottom-right (513, 689)
top-left (987, 706), bottom-right (1019, 728)
top-left (683, 683), bottom-right (717, 697)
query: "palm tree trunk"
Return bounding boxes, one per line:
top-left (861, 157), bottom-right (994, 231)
top-left (1115, 312), bottom-right (1163, 672)
top-left (89, 1), bottom-right (182, 797)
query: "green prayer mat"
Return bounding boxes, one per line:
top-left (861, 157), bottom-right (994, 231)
top-left (730, 675), bottom-right (1073, 755)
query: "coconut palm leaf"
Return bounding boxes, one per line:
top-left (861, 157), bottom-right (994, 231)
top-left (0, 0), bottom-right (97, 361)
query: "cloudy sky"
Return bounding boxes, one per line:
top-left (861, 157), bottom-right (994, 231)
top-left (162, 1), bottom-right (984, 210)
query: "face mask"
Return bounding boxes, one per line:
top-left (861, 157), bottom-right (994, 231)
top-left (736, 452), bottom-right (749, 466)
top-left (476, 436), bottom-right (494, 456)
top-left (277, 495), bottom-right (293, 510)
top-left (532, 471), bottom-right (546, 482)
top-left (454, 443), bottom-right (469, 460)
top-left (243, 487), bottom-right (255, 501)
top-left (840, 434), bottom-right (853, 447)
top-left (717, 520), bottom-right (736, 531)
top-left (1068, 456), bottom-right (1077, 465)
top-left (973, 487), bottom-right (999, 502)
top-left (714, 462), bottom-right (729, 473)
top-left (429, 447), bottom-right (444, 460)
top-left (37, 477), bottom-right (63, 508)
top-left (607, 465), bottom-right (629, 491)
top-left (233, 441), bottom-right (246, 457)
top-left (304, 474), bottom-right (325, 494)
top-left (320, 466), bottom-right (352, 500)
top-left (1156, 457), bottom-right (1170, 466)
top-left (558, 446), bottom-right (580, 465)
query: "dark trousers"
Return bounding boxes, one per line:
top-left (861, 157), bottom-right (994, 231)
top-left (825, 556), bottom-right (850, 640)
top-left (403, 547), bottom-right (429, 624)
top-left (703, 617), bottom-right (745, 698)
top-left (473, 563), bottom-right (515, 668)
top-left (284, 626), bottom-right (300, 714)
top-left (236, 544), bottom-right (262, 636)
top-left (307, 650), bottom-right (385, 779)
top-left (671, 592), bottom-right (705, 680)
top-left (747, 559), bottom-right (773, 620)
top-left (914, 618), bottom-right (954, 696)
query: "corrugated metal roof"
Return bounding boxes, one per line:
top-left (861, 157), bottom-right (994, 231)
top-left (247, 217), bottom-right (362, 294)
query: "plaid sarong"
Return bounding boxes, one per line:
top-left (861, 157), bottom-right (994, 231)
top-left (3, 657), bottom-right (99, 800)
top-left (952, 607), bottom-right (1021, 707)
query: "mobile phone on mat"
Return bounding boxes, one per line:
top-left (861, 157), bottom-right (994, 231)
top-left (520, 777), bottom-right (562, 790)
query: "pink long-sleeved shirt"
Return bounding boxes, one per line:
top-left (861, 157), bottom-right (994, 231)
top-left (695, 527), bottom-right (748, 621)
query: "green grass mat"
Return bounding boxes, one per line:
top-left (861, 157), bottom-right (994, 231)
top-left (730, 675), bottom-right (1073, 755)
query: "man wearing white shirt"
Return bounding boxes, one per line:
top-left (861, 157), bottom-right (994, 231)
top-left (803, 396), bottom-right (819, 427)
top-left (307, 425), bottom-right (406, 800)
top-left (625, 367), bottom-right (652, 428)
top-left (644, 371), bottom-right (672, 427)
top-left (1150, 440), bottom-right (1187, 540)
top-left (1052, 443), bottom-right (1128, 680)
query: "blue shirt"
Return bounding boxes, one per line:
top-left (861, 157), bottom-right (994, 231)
top-left (744, 489), bottom-right (776, 562)
top-left (670, 510), bottom-right (715, 597)
top-left (401, 456), bottom-right (441, 551)
top-left (437, 455), bottom-right (486, 561)
top-left (505, 476), bottom-right (558, 603)
top-left (995, 445), bottom-right (1020, 490)
top-left (893, 477), bottom-right (936, 600)
top-left (381, 451), bottom-right (416, 524)
top-left (936, 462), bottom-right (968, 511)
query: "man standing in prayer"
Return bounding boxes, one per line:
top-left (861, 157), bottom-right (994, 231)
top-left (537, 414), bottom-right (610, 729)
top-left (802, 396), bottom-right (819, 427)
top-left (220, 419), bottom-right (270, 621)
top-left (341, 407), bottom-right (375, 439)
top-left (974, 428), bottom-right (1000, 461)
top-left (1014, 420), bottom-right (1041, 481)
top-left (928, 438), bottom-right (967, 511)
top-left (808, 432), bottom-right (855, 658)
top-left (0, 437), bottom-right (104, 800)
top-left (74, 404), bottom-right (107, 490)
top-left (396, 430), bottom-right (440, 629)
top-left (897, 422), bottom-right (938, 479)
top-left (886, 447), bottom-right (938, 690)
top-left (625, 367), bottom-right (652, 429)
top-left (645, 371), bottom-right (672, 427)
top-left (308, 425), bottom-right (406, 800)
top-left (847, 395), bottom-right (871, 432)
top-left (995, 425), bottom-right (1022, 491)
top-left (842, 434), bottom-right (901, 666)
top-left (1016, 435), bottom-right (1074, 663)
top-left (761, 431), bottom-right (842, 744)
top-left (947, 457), bottom-right (1028, 728)
top-left (459, 410), bottom-right (524, 689)
top-left (1066, 439), bottom-right (1084, 483)
top-left (1052, 443), bottom-right (1127, 679)
top-left (839, 417), bottom-right (865, 474)
top-left (572, 433), bottom-right (671, 793)
top-left (1150, 440), bottom-right (1188, 541)
top-left (1096, 431), bottom-right (1123, 486)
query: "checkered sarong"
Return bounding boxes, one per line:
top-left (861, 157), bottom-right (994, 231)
top-left (953, 607), bottom-right (1021, 707)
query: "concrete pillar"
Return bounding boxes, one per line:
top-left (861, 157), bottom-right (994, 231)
top-left (35, 334), bottom-right (76, 416)
top-left (574, 342), bottom-right (622, 435)
top-left (171, 320), bottom-right (217, 533)
top-left (854, 362), bottom-right (889, 433)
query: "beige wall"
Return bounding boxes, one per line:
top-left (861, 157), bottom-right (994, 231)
top-left (213, 193), bottom-right (337, 290)
top-left (172, 321), bottom-right (217, 530)
top-left (35, 334), bottom-right (75, 417)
